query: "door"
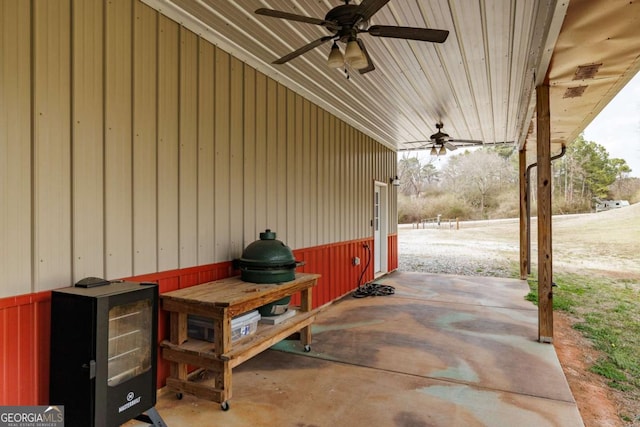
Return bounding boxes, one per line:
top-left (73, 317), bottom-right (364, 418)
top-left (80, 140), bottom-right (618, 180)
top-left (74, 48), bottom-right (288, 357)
top-left (373, 182), bottom-right (388, 275)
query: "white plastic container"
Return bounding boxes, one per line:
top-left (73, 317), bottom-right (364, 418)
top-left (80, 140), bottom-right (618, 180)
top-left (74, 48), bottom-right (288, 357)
top-left (188, 310), bottom-right (261, 343)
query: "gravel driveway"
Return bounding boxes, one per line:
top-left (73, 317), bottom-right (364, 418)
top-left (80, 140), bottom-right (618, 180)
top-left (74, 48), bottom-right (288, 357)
top-left (398, 203), bottom-right (640, 280)
top-left (397, 221), bottom-right (519, 278)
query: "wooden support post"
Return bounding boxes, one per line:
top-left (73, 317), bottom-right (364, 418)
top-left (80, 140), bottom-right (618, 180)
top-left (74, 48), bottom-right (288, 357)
top-left (536, 83), bottom-right (553, 343)
top-left (519, 149), bottom-right (528, 280)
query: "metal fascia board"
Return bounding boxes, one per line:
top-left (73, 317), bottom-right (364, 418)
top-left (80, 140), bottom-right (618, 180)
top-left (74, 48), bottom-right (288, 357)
top-left (515, 0), bottom-right (570, 150)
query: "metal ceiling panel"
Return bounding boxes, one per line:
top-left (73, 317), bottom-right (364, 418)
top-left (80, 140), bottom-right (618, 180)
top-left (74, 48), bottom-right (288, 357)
top-left (143, 0), bottom-right (538, 151)
top-left (142, 0), bottom-right (640, 165)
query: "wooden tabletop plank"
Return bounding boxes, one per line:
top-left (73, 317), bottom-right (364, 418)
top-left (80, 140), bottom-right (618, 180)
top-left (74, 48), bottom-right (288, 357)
top-left (160, 273), bottom-right (320, 312)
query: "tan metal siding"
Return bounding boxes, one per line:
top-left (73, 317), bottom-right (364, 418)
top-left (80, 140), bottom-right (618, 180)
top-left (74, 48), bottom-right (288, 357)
top-left (265, 79), bottom-right (277, 233)
top-left (317, 109), bottom-right (327, 245)
top-left (301, 99), bottom-right (311, 248)
top-left (198, 41), bottom-right (215, 264)
top-left (328, 114), bottom-right (338, 243)
top-left (0, 0), bottom-right (397, 297)
top-left (338, 121), bottom-right (347, 239)
top-left (133, 1), bottom-right (158, 275)
top-left (0, 0), bottom-right (32, 296)
top-left (72, 0), bottom-right (105, 280)
top-left (254, 71), bottom-right (267, 238)
top-left (242, 66), bottom-right (256, 248)
top-left (33, 0), bottom-right (72, 291)
top-left (229, 57), bottom-right (244, 259)
top-left (310, 104), bottom-right (319, 246)
top-left (157, 15), bottom-right (180, 271)
top-left (213, 48), bottom-right (230, 262)
top-left (179, 28), bottom-right (198, 267)
top-left (275, 83), bottom-right (288, 241)
top-left (285, 89), bottom-right (296, 246)
top-left (296, 94), bottom-right (305, 248)
top-left (104, 0), bottom-right (133, 279)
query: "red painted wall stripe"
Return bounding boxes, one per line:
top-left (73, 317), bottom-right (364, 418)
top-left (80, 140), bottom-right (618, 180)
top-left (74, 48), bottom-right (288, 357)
top-left (0, 236), bottom-right (395, 405)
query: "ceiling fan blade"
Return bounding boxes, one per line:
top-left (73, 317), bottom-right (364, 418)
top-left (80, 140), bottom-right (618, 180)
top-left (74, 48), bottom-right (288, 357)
top-left (449, 139), bottom-right (484, 146)
top-left (356, 39), bottom-right (376, 74)
top-left (255, 8), bottom-right (340, 31)
top-left (368, 25), bottom-right (449, 43)
top-left (444, 141), bottom-right (458, 151)
top-left (355, 0), bottom-right (390, 22)
top-left (272, 36), bottom-right (334, 65)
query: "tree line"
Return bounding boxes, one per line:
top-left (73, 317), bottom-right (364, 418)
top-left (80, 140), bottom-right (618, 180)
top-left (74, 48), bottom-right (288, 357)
top-left (397, 134), bottom-right (640, 223)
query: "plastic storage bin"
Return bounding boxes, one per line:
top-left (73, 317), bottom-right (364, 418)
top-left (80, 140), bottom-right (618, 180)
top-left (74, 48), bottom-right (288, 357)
top-left (188, 310), bottom-right (261, 342)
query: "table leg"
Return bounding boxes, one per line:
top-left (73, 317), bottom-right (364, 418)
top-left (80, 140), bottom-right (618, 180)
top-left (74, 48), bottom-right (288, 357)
top-left (214, 308), bottom-right (232, 404)
top-left (170, 312), bottom-right (188, 380)
top-left (300, 287), bottom-right (313, 346)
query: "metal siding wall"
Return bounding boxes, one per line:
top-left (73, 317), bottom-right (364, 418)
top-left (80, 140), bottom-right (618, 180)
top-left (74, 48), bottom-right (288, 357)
top-left (0, 0), bottom-right (400, 406)
top-left (214, 48), bottom-right (230, 261)
top-left (339, 121), bottom-right (347, 239)
top-left (390, 150), bottom-right (398, 234)
top-left (285, 90), bottom-right (296, 246)
top-left (133, 1), bottom-right (158, 275)
top-left (179, 28), bottom-right (198, 267)
top-left (229, 57), bottom-right (244, 259)
top-left (309, 104), bottom-right (318, 246)
top-left (328, 113), bottom-right (337, 244)
top-left (254, 72), bottom-right (267, 238)
top-left (0, 0), bottom-right (32, 297)
top-left (302, 99), bottom-right (311, 248)
top-left (294, 95), bottom-right (304, 249)
top-left (265, 79), bottom-right (277, 232)
top-left (317, 109), bottom-right (327, 245)
top-left (197, 41), bottom-right (215, 264)
top-left (242, 66), bottom-right (257, 247)
top-left (276, 84), bottom-right (288, 241)
top-left (72, 0), bottom-right (105, 280)
top-left (104, 0), bottom-right (133, 279)
top-left (157, 15), bottom-right (179, 271)
top-left (33, 0), bottom-right (72, 291)
top-left (1, 0), bottom-right (399, 298)
top-left (347, 127), bottom-right (354, 239)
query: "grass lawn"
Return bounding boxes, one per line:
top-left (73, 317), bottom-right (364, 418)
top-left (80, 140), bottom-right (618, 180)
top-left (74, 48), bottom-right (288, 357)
top-left (526, 271), bottom-right (640, 422)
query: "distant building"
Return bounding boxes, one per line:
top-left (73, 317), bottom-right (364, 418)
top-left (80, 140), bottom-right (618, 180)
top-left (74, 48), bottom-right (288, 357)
top-left (595, 199), bottom-right (630, 212)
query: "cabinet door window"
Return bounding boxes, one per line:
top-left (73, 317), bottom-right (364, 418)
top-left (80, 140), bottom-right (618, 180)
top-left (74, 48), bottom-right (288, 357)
top-left (108, 299), bottom-right (152, 386)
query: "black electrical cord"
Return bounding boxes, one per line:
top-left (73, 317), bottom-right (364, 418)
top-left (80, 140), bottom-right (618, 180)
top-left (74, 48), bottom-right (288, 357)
top-left (352, 243), bottom-right (395, 298)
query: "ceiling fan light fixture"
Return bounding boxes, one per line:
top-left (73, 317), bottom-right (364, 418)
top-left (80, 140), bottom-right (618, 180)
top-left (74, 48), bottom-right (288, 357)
top-left (351, 53), bottom-right (368, 70)
top-left (344, 38), bottom-right (366, 68)
top-left (430, 146), bottom-right (438, 156)
top-left (438, 146), bottom-right (446, 156)
top-left (327, 42), bottom-right (344, 68)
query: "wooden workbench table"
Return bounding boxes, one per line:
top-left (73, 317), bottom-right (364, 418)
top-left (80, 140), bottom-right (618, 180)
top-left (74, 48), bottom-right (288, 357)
top-left (159, 273), bottom-right (320, 410)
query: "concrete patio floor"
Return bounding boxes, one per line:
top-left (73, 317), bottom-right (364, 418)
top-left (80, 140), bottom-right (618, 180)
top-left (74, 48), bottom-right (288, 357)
top-left (129, 271), bottom-right (584, 427)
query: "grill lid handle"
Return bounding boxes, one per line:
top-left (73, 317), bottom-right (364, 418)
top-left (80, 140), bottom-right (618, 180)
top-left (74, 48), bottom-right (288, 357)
top-left (259, 229), bottom-right (276, 240)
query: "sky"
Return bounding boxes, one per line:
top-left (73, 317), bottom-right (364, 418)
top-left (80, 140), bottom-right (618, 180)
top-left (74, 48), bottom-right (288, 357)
top-left (583, 71), bottom-right (640, 177)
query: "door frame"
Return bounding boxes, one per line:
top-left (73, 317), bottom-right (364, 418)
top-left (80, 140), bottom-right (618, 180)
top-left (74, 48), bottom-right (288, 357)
top-left (373, 181), bottom-right (388, 277)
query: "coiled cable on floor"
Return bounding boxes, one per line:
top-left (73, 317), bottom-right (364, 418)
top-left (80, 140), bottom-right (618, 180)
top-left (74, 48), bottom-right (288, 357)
top-left (352, 281), bottom-right (395, 298)
top-left (352, 243), bottom-right (395, 298)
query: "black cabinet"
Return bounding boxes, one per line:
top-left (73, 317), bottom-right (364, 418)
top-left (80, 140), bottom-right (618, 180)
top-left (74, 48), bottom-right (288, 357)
top-left (50, 281), bottom-right (159, 427)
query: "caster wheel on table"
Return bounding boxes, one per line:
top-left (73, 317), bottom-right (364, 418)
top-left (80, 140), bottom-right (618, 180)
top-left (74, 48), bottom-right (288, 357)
top-left (221, 401), bottom-right (230, 411)
top-left (303, 345), bottom-right (311, 353)
top-left (176, 392), bottom-right (183, 400)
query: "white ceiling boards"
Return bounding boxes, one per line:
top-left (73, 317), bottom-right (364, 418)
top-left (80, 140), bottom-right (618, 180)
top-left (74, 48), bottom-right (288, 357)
top-left (142, 0), bottom-right (640, 161)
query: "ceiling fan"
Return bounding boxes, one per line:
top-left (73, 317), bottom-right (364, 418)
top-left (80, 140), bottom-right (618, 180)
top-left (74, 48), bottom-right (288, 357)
top-left (255, 0), bottom-right (449, 74)
top-left (401, 122), bottom-right (484, 156)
